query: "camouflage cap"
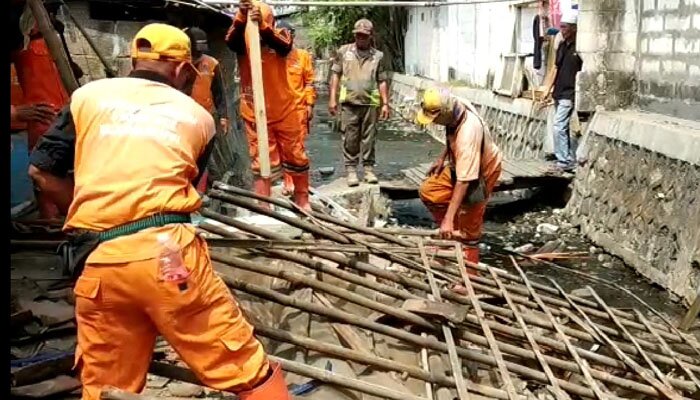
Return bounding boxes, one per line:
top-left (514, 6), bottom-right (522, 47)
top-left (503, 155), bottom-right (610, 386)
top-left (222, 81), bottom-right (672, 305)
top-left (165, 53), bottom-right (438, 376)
top-left (352, 18), bottom-right (373, 35)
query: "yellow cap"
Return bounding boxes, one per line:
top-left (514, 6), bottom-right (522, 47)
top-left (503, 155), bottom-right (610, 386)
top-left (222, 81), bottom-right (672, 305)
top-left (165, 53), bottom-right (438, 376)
top-left (131, 23), bottom-right (192, 63)
top-left (416, 87), bottom-right (449, 125)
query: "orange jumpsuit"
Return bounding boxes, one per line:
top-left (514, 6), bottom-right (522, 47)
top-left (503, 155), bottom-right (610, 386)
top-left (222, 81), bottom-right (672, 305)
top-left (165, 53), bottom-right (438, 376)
top-left (12, 25), bottom-right (70, 220)
top-left (12, 31), bottom-right (69, 150)
top-left (11, 64), bottom-right (27, 132)
top-left (225, 5), bottom-right (309, 185)
top-left (283, 47), bottom-right (316, 192)
top-left (31, 72), bottom-right (270, 400)
top-left (419, 105), bottom-right (502, 262)
top-left (190, 54), bottom-right (221, 193)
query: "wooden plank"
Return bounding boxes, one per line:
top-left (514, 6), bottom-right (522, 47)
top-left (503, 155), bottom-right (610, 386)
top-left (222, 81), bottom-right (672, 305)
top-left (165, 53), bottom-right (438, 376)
top-left (245, 14), bottom-right (270, 178)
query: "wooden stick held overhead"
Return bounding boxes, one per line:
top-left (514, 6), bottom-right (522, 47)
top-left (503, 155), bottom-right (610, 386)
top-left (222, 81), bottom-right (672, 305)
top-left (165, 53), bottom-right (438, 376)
top-left (27, 0), bottom-right (79, 94)
top-left (244, 3), bottom-right (271, 180)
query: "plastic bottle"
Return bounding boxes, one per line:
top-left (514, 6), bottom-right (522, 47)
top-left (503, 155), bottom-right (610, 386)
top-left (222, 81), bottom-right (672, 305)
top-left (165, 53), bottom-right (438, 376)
top-left (157, 233), bottom-right (190, 291)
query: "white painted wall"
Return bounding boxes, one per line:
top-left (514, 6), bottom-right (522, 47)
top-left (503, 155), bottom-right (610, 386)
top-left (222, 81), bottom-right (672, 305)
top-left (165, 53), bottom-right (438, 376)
top-left (404, 2), bottom-right (540, 88)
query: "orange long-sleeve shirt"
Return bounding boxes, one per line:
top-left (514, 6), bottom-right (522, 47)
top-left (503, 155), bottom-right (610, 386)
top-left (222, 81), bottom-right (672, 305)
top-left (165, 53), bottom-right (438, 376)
top-left (287, 48), bottom-right (316, 109)
top-left (224, 5), bottom-right (295, 124)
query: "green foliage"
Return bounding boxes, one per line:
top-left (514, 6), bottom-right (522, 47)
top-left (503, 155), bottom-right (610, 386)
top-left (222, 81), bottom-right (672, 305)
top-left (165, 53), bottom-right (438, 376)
top-left (301, 3), bottom-right (407, 72)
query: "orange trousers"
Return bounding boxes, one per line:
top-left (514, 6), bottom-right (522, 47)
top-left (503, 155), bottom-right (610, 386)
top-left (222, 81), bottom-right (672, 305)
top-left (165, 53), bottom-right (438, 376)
top-left (419, 165), bottom-right (501, 242)
top-left (283, 107), bottom-right (309, 191)
top-left (245, 109), bottom-right (309, 181)
top-left (73, 236), bottom-right (269, 400)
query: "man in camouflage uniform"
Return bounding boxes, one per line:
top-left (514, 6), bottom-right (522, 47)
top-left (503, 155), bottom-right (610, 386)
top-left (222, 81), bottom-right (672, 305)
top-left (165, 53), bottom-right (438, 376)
top-left (329, 19), bottom-right (390, 187)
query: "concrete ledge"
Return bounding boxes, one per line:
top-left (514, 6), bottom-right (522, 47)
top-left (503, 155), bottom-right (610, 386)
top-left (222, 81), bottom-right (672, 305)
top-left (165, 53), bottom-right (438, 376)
top-left (589, 110), bottom-right (700, 165)
top-left (390, 73), bottom-right (548, 121)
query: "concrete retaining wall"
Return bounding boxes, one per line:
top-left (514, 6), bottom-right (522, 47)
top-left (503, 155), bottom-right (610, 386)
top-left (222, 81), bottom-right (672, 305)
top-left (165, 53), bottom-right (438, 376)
top-left (566, 111), bottom-right (700, 305)
top-left (390, 73), bottom-right (553, 159)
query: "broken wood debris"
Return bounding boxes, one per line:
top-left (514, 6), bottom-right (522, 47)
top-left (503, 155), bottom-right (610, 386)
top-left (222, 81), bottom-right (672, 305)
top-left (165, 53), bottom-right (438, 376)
top-left (10, 183), bottom-right (700, 400)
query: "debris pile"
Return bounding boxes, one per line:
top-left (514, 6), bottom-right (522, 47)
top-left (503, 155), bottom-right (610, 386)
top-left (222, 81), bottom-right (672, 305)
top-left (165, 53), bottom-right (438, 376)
top-left (10, 183), bottom-right (700, 399)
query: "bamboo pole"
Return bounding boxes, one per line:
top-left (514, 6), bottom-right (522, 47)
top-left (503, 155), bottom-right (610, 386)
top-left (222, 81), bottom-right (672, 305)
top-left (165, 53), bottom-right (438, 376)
top-left (417, 241), bottom-right (471, 400)
top-left (199, 210), bottom-right (700, 373)
top-left (243, 11), bottom-right (271, 182)
top-left (549, 280), bottom-right (683, 400)
top-left (206, 236), bottom-right (697, 395)
top-left (27, 0), bottom-right (79, 94)
top-left (210, 182), bottom-right (697, 350)
top-left (221, 274), bottom-right (638, 400)
top-left (509, 258), bottom-right (606, 400)
top-left (679, 290), bottom-right (700, 332)
top-left (150, 359), bottom-right (427, 400)
top-left (453, 244), bottom-right (517, 400)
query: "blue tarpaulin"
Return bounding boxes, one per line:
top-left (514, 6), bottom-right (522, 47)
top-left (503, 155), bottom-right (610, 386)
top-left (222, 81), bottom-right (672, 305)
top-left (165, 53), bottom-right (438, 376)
top-left (11, 133), bottom-right (34, 208)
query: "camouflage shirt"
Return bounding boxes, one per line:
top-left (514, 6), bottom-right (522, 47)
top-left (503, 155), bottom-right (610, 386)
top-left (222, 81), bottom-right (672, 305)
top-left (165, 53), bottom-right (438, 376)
top-left (331, 43), bottom-right (387, 106)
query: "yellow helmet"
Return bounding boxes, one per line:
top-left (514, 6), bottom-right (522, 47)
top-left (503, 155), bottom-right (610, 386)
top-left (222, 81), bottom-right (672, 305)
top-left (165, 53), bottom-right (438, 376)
top-left (416, 87), bottom-right (453, 125)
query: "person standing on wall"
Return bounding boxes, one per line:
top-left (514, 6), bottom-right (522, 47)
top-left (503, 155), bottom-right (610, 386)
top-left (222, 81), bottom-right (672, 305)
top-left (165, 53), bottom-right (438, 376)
top-left (276, 20), bottom-right (316, 197)
top-left (416, 88), bottom-right (503, 271)
top-left (28, 23), bottom-right (292, 400)
top-left (328, 18), bottom-right (390, 187)
top-left (184, 26), bottom-right (229, 194)
top-left (545, 10), bottom-right (582, 173)
top-left (225, 0), bottom-right (312, 210)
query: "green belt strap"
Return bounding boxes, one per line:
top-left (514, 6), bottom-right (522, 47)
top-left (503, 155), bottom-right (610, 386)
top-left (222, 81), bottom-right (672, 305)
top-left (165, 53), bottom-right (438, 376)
top-left (98, 213), bottom-right (192, 242)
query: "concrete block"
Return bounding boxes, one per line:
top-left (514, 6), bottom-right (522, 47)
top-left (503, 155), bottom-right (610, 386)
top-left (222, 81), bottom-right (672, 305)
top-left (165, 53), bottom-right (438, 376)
top-left (642, 15), bottom-right (664, 32)
top-left (661, 59), bottom-right (688, 75)
top-left (648, 35), bottom-right (674, 54)
top-left (606, 52), bottom-right (637, 71)
top-left (690, 64), bottom-right (700, 79)
top-left (675, 37), bottom-right (700, 54)
top-left (643, 0), bottom-right (656, 11)
top-left (641, 59), bottom-right (662, 75)
top-left (642, 37), bottom-right (650, 52)
top-left (577, 32), bottom-right (609, 52)
top-left (694, 13), bottom-right (700, 29)
top-left (664, 14), bottom-right (692, 30)
top-left (609, 32), bottom-right (639, 52)
top-left (658, 0), bottom-right (680, 9)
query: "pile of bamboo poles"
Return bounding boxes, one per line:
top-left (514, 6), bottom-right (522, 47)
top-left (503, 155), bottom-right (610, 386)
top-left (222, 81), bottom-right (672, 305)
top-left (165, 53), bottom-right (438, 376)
top-left (182, 181), bottom-right (700, 400)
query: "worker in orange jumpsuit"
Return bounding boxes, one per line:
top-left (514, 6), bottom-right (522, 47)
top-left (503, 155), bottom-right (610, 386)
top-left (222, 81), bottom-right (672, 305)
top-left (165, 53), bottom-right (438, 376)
top-left (184, 26), bottom-right (229, 194)
top-left (11, 0), bottom-right (82, 219)
top-left (276, 20), bottom-right (316, 197)
top-left (11, 64), bottom-right (57, 131)
top-left (28, 23), bottom-right (291, 400)
top-left (225, 0), bottom-right (311, 210)
top-left (417, 88), bottom-right (503, 273)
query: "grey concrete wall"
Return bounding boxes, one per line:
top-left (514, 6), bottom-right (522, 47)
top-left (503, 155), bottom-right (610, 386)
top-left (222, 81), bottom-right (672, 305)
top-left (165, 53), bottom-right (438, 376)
top-left (638, 0), bottom-right (700, 120)
top-left (576, 0), bottom-right (640, 112)
top-left (567, 110), bottom-right (700, 305)
top-left (577, 0), bottom-right (700, 120)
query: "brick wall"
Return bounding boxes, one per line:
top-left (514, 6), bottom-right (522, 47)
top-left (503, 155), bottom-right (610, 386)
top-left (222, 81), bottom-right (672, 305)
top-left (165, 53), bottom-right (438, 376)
top-left (577, 0), bottom-right (700, 121)
top-left (576, 0), bottom-right (640, 113)
top-left (638, 0), bottom-right (700, 120)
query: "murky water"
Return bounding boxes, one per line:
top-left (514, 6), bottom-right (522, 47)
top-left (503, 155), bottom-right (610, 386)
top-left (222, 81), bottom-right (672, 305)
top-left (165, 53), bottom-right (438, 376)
top-left (308, 89), bottom-right (691, 324)
top-left (305, 88), bottom-right (443, 185)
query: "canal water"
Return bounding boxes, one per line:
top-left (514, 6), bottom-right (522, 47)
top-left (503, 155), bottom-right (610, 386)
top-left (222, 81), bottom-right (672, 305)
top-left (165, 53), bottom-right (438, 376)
top-left (306, 89), bottom-right (691, 323)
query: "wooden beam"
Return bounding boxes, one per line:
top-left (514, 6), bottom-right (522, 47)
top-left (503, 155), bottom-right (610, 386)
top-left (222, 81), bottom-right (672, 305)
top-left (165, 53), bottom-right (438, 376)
top-left (27, 0), bottom-right (79, 94)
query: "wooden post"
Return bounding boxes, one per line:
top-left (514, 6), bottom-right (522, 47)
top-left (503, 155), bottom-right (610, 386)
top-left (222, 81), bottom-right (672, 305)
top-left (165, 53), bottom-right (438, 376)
top-left (244, 7), bottom-right (271, 181)
top-left (679, 289), bottom-right (700, 331)
top-left (27, 0), bottom-right (79, 94)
